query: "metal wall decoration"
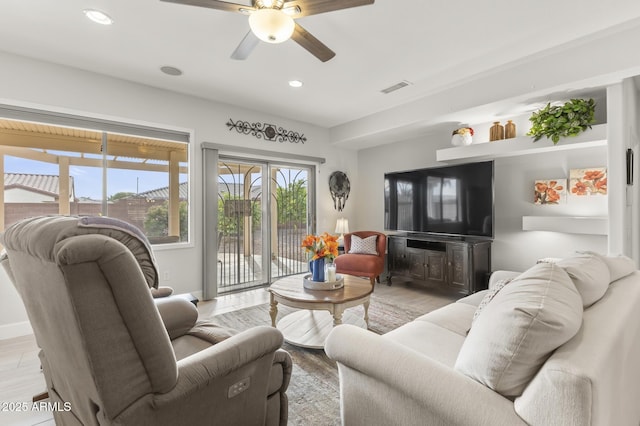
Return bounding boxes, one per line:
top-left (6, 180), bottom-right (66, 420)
top-left (226, 119), bottom-right (307, 144)
top-left (329, 171), bottom-right (350, 211)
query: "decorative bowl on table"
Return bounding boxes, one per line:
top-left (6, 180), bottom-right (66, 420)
top-left (303, 274), bottom-right (345, 290)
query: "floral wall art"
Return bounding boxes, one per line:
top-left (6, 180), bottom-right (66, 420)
top-left (534, 179), bottom-right (567, 205)
top-left (570, 168), bottom-right (607, 196)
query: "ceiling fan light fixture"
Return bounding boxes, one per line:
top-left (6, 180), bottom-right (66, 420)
top-left (256, 0), bottom-right (285, 8)
top-left (248, 8), bottom-right (295, 44)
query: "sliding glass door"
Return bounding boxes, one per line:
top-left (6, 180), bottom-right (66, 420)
top-left (216, 159), bottom-right (268, 293)
top-left (203, 149), bottom-right (315, 297)
top-left (270, 164), bottom-right (312, 279)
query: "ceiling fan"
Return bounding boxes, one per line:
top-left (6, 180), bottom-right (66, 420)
top-left (160, 0), bottom-right (374, 62)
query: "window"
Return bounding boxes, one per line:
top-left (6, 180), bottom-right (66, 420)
top-left (0, 117), bottom-right (189, 244)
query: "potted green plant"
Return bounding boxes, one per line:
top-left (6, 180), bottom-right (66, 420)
top-left (527, 98), bottom-right (596, 144)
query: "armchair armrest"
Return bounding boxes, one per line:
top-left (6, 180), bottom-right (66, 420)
top-left (154, 296), bottom-right (198, 340)
top-left (164, 326), bottom-right (284, 399)
top-left (325, 325), bottom-right (526, 426)
top-left (117, 326), bottom-right (287, 425)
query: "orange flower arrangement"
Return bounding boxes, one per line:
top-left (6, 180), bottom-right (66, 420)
top-left (302, 232), bottom-right (339, 262)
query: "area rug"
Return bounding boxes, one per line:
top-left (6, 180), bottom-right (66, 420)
top-left (207, 293), bottom-right (428, 426)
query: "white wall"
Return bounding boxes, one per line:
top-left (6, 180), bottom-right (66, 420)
top-left (356, 125), bottom-right (610, 273)
top-left (633, 81), bottom-right (640, 264)
top-left (0, 51), bottom-right (357, 336)
top-left (355, 130), bottom-right (448, 232)
top-left (492, 148), bottom-right (608, 271)
top-left (5, 188), bottom-right (54, 202)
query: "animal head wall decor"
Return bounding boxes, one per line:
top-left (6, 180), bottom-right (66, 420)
top-left (329, 171), bottom-right (350, 211)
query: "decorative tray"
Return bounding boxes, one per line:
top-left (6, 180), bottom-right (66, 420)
top-left (303, 274), bottom-right (345, 291)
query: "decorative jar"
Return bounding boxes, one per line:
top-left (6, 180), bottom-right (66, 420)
top-left (490, 121), bottom-right (505, 141)
top-left (505, 120), bottom-right (516, 139)
top-left (451, 127), bottom-right (474, 146)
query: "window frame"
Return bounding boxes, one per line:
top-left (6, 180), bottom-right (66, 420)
top-left (0, 103), bottom-right (195, 249)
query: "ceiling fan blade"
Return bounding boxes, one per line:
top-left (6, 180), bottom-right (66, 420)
top-left (284, 0), bottom-right (374, 17)
top-left (291, 23), bottom-right (335, 62)
top-left (230, 31), bottom-right (260, 60)
top-left (159, 0), bottom-right (254, 14)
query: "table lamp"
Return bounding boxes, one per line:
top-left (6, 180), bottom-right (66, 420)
top-left (335, 218), bottom-right (349, 244)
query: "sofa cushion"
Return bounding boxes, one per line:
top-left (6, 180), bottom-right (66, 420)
top-left (384, 320), bottom-right (466, 367)
top-left (414, 302), bottom-right (477, 337)
top-left (456, 289), bottom-right (487, 307)
top-left (578, 251), bottom-right (636, 282)
top-left (454, 262), bottom-right (583, 397)
top-left (348, 234), bottom-right (378, 255)
top-left (555, 254), bottom-right (610, 308)
top-left (514, 271), bottom-right (640, 426)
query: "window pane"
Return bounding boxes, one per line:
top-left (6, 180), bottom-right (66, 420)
top-left (0, 119), bottom-right (189, 244)
top-left (4, 156), bottom-right (69, 226)
top-left (103, 134), bottom-right (189, 244)
top-left (107, 169), bottom-right (189, 244)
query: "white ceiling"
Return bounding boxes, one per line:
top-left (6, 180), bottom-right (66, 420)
top-left (1, 0), bottom-right (640, 137)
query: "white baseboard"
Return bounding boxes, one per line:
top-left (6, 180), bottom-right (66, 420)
top-left (0, 321), bottom-right (33, 340)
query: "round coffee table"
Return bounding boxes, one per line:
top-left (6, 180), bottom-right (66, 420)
top-left (268, 273), bottom-right (373, 349)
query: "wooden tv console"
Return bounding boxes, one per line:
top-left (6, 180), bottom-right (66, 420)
top-left (387, 233), bottom-right (492, 295)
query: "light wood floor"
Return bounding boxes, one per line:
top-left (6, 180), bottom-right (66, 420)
top-left (0, 281), bottom-right (456, 426)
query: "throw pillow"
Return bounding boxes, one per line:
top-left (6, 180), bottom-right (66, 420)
top-left (454, 262), bottom-right (583, 398)
top-left (471, 278), bottom-right (512, 325)
top-left (555, 254), bottom-right (610, 308)
top-left (348, 235), bottom-right (378, 255)
top-left (577, 250), bottom-right (636, 282)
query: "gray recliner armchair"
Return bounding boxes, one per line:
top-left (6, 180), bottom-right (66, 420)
top-left (1, 215), bottom-right (292, 426)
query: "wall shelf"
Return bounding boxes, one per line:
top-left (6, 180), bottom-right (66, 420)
top-left (437, 123), bottom-right (607, 163)
top-left (522, 216), bottom-right (608, 235)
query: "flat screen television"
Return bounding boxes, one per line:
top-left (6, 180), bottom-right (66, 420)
top-left (384, 160), bottom-right (494, 238)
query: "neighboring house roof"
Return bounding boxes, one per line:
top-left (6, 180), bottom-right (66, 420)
top-left (136, 181), bottom-right (188, 200)
top-left (76, 196), bottom-right (103, 204)
top-left (4, 173), bottom-right (75, 199)
top-left (218, 182), bottom-right (262, 199)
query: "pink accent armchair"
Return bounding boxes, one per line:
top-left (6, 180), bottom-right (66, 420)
top-left (334, 231), bottom-right (387, 286)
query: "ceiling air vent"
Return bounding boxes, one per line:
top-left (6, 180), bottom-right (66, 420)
top-left (381, 80), bottom-right (412, 94)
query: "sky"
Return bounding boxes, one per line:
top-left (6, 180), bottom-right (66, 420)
top-left (6, 155), bottom-right (179, 200)
top-left (7, 155), bottom-right (307, 200)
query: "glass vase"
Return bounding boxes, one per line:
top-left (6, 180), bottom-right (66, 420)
top-left (325, 262), bottom-right (337, 282)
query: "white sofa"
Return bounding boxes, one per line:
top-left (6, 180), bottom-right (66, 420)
top-left (325, 253), bottom-right (640, 426)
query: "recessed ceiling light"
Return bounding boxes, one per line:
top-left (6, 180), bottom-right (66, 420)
top-left (83, 9), bottom-right (114, 25)
top-left (289, 80), bottom-right (303, 88)
top-left (160, 66), bottom-right (183, 76)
